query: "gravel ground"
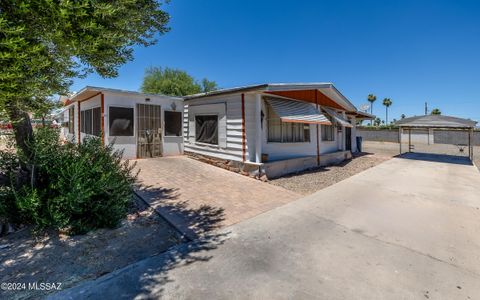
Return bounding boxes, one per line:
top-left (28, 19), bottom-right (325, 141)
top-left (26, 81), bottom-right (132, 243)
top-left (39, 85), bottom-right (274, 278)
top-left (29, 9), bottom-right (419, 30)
top-left (269, 153), bottom-right (391, 195)
top-left (0, 196), bottom-right (181, 300)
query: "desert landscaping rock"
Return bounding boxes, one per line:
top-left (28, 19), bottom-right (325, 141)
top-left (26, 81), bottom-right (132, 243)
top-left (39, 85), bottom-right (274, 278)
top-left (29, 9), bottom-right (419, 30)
top-left (270, 153), bottom-right (391, 195)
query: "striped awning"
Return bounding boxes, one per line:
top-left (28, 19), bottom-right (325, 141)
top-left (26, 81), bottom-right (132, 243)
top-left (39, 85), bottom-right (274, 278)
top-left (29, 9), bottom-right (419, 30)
top-left (267, 98), bottom-right (332, 124)
top-left (323, 107), bottom-right (353, 128)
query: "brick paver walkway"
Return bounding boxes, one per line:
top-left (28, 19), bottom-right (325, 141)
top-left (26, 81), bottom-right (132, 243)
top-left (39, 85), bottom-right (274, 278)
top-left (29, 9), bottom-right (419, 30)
top-left (133, 156), bottom-right (299, 239)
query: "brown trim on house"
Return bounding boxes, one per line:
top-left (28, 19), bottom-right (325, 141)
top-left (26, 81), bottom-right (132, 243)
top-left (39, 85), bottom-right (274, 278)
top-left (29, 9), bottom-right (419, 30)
top-left (77, 101), bottom-right (81, 144)
top-left (100, 93), bottom-right (105, 146)
top-left (78, 92), bottom-right (102, 103)
top-left (265, 90), bottom-right (348, 111)
top-left (241, 93), bottom-right (246, 162)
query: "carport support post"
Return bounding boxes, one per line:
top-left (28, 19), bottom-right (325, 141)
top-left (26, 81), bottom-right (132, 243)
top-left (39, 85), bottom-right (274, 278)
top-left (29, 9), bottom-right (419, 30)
top-left (399, 127), bottom-right (402, 154)
top-left (255, 93), bottom-right (263, 163)
top-left (408, 128), bottom-right (412, 153)
top-left (469, 128), bottom-right (473, 161)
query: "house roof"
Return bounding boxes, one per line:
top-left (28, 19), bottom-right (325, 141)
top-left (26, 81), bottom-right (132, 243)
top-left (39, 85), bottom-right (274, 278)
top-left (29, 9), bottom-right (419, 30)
top-left (395, 115), bottom-right (477, 128)
top-left (63, 86), bottom-right (182, 104)
top-left (184, 82), bottom-right (358, 113)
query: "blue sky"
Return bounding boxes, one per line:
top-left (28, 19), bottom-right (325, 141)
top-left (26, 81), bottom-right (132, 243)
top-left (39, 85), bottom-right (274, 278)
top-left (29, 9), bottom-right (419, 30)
top-left (71, 0), bottom-right (480, 122)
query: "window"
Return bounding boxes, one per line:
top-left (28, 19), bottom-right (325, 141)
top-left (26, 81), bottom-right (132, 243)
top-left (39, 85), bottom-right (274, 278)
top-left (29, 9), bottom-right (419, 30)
top-left (80, 107), bottom-right (101, 136)
top-left (321, 117), bottom-right (335, 141)
top-left (92, 107), bottom-right (101, 137)
top-left (195, 115), bottom-right (218, 145)
top-left (109, 107), bottom-right (134, 136)
top-left (165, 111), bottom-right (182, 137)
top-left (68, 107), bottom-right (75, 134)
top-left (267, 104), bottom-right (310, 143)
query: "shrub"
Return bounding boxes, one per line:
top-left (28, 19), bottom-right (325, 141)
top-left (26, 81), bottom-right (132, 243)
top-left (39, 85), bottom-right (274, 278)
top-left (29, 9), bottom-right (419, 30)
top-left (0, 127), bottom-right (137, 234)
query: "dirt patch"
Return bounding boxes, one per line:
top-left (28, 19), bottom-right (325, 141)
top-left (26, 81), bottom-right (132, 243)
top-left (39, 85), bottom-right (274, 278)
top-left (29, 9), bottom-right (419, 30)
top-left (269, 153), bottom-right (391, 195)
top-left (0, 196), bottom-right (181, 300)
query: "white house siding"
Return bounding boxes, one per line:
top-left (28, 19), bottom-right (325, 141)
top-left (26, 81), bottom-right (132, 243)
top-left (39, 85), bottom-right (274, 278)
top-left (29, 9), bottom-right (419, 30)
top-left (184, 94), bottom-right (357, 163)
top-left (184, 93), bottom-right (254, 162)
top-left (103, 91), bottom-right (184, 159)
top-left (79, 94), bottom-right (101, 143)
top-left (261, 100), bottom-right (343, 161)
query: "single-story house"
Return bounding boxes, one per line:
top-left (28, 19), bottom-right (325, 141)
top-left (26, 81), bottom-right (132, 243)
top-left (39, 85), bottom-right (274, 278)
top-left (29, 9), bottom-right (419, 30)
top-left (61, 86), bottom-right (184, 159)
top-left (183, 83), bottom-right (373, 178)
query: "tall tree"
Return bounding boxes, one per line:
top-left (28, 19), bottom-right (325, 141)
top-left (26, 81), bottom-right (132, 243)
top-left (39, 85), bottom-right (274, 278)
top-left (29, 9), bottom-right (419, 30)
top-left (0, 0), bottom-right (170, 161)
top-left (431, 108), bottom-right (441, 115)
top-left (382, 98), bottom-right (393, 124)
top-left (201, 78), bottom-right (218, 93)
top-left (141, 67), bottom-right (218, 96)
top-left (367, 94), bottom-right (376, 125)
top-left (31, 97), bottom-right (61, 126)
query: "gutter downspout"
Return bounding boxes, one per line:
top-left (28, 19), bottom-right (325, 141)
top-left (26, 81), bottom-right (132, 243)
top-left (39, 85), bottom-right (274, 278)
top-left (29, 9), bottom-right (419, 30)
top-left (241, 93), bottom-right (246, 162)
top-left (255, 93), bottom-right (262, 163)
top-left (316, 90), bottom-right (320, 166)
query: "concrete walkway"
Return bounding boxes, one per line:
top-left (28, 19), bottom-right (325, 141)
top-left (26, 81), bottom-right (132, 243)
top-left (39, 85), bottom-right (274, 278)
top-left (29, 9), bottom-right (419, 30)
top-left (52, 154), bottom-right (480, 299)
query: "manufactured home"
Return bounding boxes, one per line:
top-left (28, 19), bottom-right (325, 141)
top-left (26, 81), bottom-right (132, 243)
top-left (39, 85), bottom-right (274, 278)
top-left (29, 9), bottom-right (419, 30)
top-left (61, 86), bottom-right (184, 159)
top-left (183, 83), bottom-right (373, 178)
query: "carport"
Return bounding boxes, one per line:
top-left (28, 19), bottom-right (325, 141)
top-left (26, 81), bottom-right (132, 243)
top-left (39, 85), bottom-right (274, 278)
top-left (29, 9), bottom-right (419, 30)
top-left (396, 115), bottom-right (477, 160)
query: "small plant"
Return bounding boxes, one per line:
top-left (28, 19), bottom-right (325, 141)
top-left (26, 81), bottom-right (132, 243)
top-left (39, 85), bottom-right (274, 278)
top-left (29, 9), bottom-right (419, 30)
top-left (0, 127), bottom-right (137, 235)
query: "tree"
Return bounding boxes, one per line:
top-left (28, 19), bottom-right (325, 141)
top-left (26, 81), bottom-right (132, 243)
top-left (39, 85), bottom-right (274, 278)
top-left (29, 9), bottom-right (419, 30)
top-left (367, 94), bottom-right (377, 125)
top-left (141, 67), bottom-right (218, 96)
top-left (201, 78), bottom-right (218, 93)
top-left (382, 98), bottom-right (393, 124)
top-left (31, 97), bottom-right (61, 126)
top-left (401, 114), bottom-right (406, 119)
top-left (374, 117), bottom-right (381, 126)
top-left (431, 108), bottom-right (441, 115)
top-left (0, 0), bottom-right (170, 172)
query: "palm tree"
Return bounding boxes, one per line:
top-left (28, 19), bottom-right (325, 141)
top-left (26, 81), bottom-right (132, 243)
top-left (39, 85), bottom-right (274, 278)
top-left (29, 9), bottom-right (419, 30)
top-left (431, 108), bottom-right (441, 115)
top-left (367, 94), bottom-right (377, 125)
top-left (382, 98), bottom-right (393, 124)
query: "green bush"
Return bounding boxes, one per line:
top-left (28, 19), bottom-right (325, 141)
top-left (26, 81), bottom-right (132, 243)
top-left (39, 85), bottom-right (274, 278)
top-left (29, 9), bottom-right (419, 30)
top-left (0, 128), bottom-right (137, 234)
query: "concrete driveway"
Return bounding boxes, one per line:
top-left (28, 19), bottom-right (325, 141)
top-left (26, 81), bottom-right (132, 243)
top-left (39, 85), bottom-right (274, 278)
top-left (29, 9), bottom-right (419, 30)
top-left (52, 154), bottom-right (480, 299)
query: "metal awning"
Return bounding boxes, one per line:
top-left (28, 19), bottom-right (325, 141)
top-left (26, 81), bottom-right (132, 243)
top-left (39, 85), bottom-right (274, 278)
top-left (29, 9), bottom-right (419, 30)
top-left (323, 107), bottom-right (353, 128)
top-left (267, 98), bottom-right (332, 125)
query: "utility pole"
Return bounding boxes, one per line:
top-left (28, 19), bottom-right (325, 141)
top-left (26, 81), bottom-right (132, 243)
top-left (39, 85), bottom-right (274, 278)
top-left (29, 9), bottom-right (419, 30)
top-left (424, 102), bottom-right (428, 115)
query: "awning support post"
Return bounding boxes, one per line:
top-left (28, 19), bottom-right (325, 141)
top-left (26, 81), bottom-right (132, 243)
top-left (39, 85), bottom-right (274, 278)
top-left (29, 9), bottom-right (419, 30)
top-left (255, 93), bottom-right (263, 163)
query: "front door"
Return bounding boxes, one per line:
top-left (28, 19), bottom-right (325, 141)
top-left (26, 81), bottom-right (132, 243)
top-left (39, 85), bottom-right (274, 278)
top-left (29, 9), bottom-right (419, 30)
top-left (345, 127), bottom-right (352, 151)
top-left (137, 104), bottom-right (162, 158)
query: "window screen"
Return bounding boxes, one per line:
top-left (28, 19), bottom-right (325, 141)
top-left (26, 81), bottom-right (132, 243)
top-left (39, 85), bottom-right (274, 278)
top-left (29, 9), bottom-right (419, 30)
top-left (80, 110), bottom-right (85, 133)
top-left (84, 109), bottom-right (92, 135)
top-left (165, 111), bottom-right (182, 137)
top-left (321, 123), bottom-right (335, 141)
top-left (267, 104), bottom-right (310, 143)
top-left (109, 107), bottom-right (134, 136)
top-left (195, 115), bottom-right (218, 144)
top-left (92, 107), bottom-right (101, 137)
top-left (68, 107), bottom-right (75, 134)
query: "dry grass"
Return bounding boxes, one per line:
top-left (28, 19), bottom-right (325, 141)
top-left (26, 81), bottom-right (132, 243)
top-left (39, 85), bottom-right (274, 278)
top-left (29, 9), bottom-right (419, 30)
top-left (0, 196), bottom-right (181, 300)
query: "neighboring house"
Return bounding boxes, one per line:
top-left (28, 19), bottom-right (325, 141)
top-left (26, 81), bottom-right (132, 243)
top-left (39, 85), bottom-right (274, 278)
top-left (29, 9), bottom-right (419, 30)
top-left (61, 86), bottom-right (184, 159)
top-left (183, 83), bottom-right (373, 178)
